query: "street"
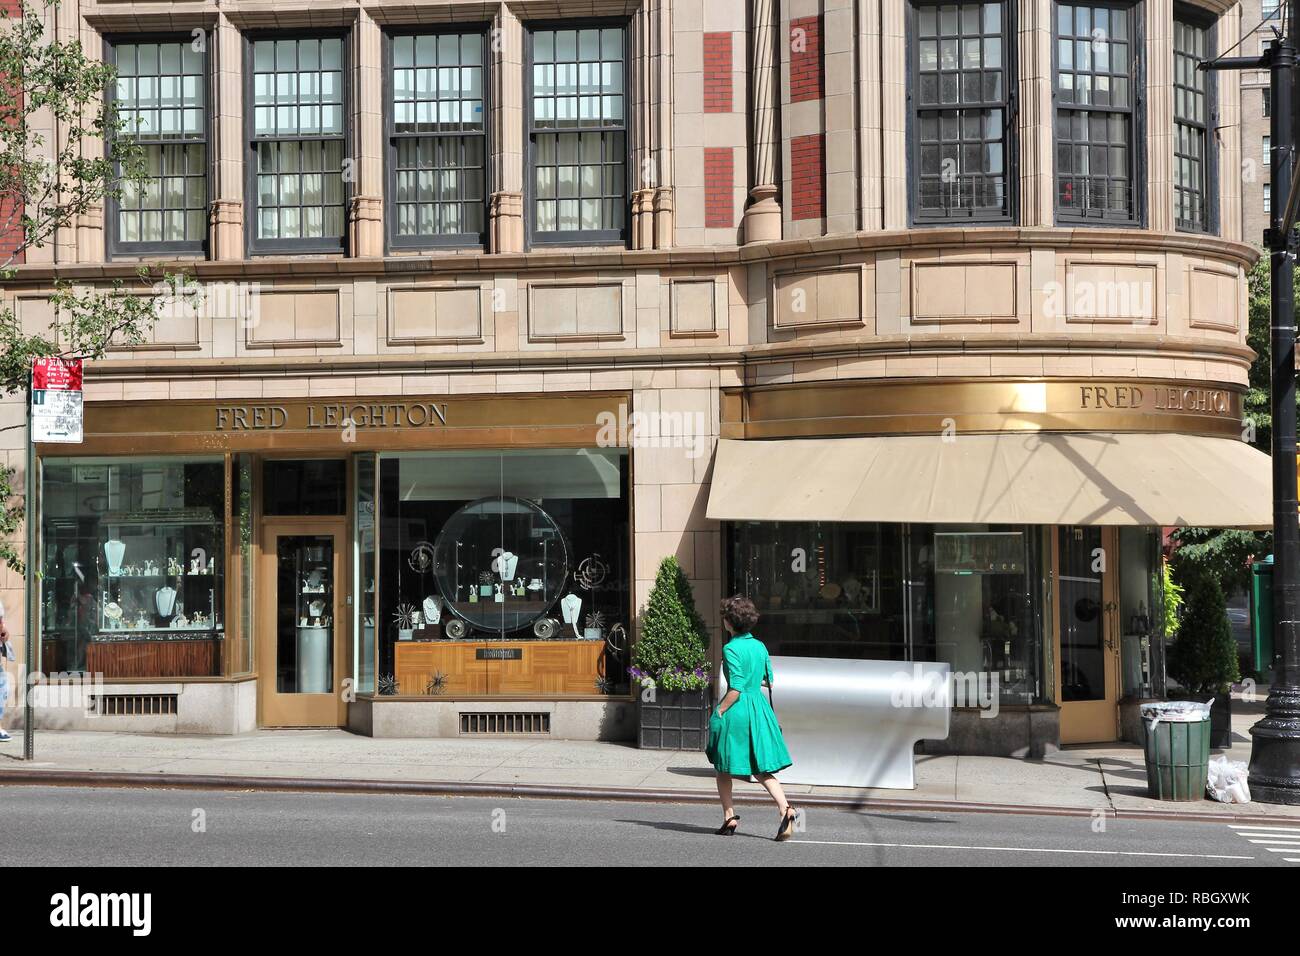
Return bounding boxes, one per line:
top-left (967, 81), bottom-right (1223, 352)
top-left (2, 785), bottom-right (1298, 867)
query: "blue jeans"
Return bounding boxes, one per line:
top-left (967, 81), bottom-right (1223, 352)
top-left (0, 670), bottom-right (9, 723)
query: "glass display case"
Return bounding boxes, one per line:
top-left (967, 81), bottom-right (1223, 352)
top-left (97, 511), bottom-right (221, 635)
top-left (432, 495), bottom-right (569, 635)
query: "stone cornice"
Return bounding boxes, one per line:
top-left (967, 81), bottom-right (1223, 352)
top-left (80, 330), bottom-right (1257, 380)
top-left (3, 227), bottom-right (1261, 285)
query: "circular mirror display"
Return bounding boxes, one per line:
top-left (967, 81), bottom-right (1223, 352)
top-left (433, 496), bottom-right (569, 634)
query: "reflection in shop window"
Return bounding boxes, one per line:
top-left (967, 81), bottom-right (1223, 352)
top-left (726, 521), bottom-right (1044, 705)
top-left (40, 458), bottom-right (226, 678)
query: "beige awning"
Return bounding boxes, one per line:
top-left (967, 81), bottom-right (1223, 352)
top-left (706, 433), bottom-right (1273, 528)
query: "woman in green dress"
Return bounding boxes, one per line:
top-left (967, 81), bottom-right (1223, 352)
top-left (707, 595), bottom-right (796, 840)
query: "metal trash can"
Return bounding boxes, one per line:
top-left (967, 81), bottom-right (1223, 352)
top-left (1140, 701), bottom-right (1212, 801)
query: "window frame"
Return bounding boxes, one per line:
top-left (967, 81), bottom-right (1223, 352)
top-left (1172, 4), bottom-right (1217, 235)
top-left (1051, 0), bottom-right (1147, 228)
top-left (103, 32), bottom-right (214, 259)
top-left (382, 24), bottom-right (492, 252)
top-left (523, 16), bottom-right (633, 249)
top-left (905, 0), bottom-right (1020, 227)
top-left (243, 29), bottom-right (352, 257)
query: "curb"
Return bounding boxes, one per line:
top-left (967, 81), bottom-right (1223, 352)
top-left (2, 768), bottom-right (1298, 825)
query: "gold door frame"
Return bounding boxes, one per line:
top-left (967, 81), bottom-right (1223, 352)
top-left (256, 516), bottom-right (349, 727)
top-left (1055, 526), bottom-right (1122, 744)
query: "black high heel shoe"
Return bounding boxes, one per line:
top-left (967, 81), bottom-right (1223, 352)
top-left (716, 815), bottom-right (740, 836)
top-left (774, 806), bottom-right (797, 842)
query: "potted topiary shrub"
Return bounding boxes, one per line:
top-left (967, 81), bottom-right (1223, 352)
top-left (1165, 568), bottom-right (1239, 749)
top-left (630, 556), bottom-right (712, 750)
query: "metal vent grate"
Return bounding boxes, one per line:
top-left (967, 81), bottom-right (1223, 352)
top-left (459, 712), bottom-right (551, 735)
top-left (92, 694), bottom-right (178, 717)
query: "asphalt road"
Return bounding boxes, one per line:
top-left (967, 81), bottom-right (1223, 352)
top-left (2, 785), bottom-right (1299, 867)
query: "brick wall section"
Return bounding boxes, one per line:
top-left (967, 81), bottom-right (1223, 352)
top-left (790, 133), bottom-right (824, 221)
top-left (704, 147), bottom-right (734, 228)
top-left (703, 32), bottom-right (733, 113)
top-left (0, 0), bottom-right (21, 264)
top-left (789, 15), bottom-right (823, 103)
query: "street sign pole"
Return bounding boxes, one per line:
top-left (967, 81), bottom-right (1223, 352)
top-left (23, 383), bottom-right (33, 761)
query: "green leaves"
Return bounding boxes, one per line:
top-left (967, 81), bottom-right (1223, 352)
top-left (630, 556), bottom-right (711, 688)
top-left (1166, 566), bottom-right (1240, 695)
top-left (0, 1), bottom-right (147, 272)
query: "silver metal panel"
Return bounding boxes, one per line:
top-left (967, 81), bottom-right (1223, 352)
top-left (719, 656), bottom-right (952, 790)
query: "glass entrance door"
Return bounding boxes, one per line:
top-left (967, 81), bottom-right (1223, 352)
top-left (1057, 526), bottom-right (1120, 743)
top-left (258, 520), bottom-right (347, 727)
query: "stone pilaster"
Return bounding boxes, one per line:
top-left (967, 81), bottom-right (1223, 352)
top-left (1018, 0), bottom-right (1055, 227)
top-left (1146, 0), bottom-right (1175, 232)
top-left (351, 9), bottom-right (384, 256)
top-left (880, 0), bottom-right (907, 230)
top-left (491, 3), bottom-right (525, 252)
top-left (1216, 5), bottom-right (1242, 243)
top-left (490, 191), bottom-right (524, 254)
top-left (212, 14), bottom-right (244, 258)
top-left (744, 0), bottom-right (782, 242)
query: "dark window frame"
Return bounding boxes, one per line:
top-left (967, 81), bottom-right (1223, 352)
top-left (1051, 0), bottom-right (1147, 228)
top-left (243, 29), bottom-right (352, 257)
top-left (382, 24), bottom-right (492, 252)
top-left (905, 0), bottom-right (1020, 226)
top-left (103, 32), bottom-right (214, 259)
top-left (1172, 4), bottom-right (1218, 235)
top-left (523, 16), bottom-right (633, 249)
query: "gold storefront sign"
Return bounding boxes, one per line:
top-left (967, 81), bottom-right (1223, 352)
top-left (721, 379), bottom-right (1245, 440)
top-left (39, 393), bottom-right (630, 456)
top-left (215, 402), bottom-right (450, 431)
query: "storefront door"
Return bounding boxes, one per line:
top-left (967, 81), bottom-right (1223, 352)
top-left (257, 519), bottom-right (348, 727)
top-left (1057, 527), bottom-right (1121, 743)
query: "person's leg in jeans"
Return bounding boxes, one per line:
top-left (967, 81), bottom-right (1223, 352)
top-left (0, 670), bottom-right (10, 739)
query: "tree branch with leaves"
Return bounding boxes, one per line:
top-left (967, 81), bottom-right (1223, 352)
top-left (0, 1), bottom-right (187, 574)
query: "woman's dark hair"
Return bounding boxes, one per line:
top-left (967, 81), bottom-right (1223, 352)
top-left (720, 595), bottom-right (759, 634)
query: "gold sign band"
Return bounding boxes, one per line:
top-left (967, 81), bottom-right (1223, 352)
top-left (38, 393), bottom-right (630, 456)
top-left (721, 379), bottom-right (1247, 440)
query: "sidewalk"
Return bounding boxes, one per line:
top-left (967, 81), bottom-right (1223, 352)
top-left (3, 703), bottom-right (1299, 821)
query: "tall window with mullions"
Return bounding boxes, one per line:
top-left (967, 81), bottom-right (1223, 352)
top-left (528, 24), bottom-right (628, 244)
top-left (387, 30), bottom-right (487, 248)
top-left (910, 2), bottom-right (1014, 224)
top-left (108, 38), bottom-right (208, 255)
top-left (1054, 2), bottom-right (1141, 224)
top-left (1173, 11), bottom-right (1214, 233)
top-left (248, 36), bottom-right (347, 253)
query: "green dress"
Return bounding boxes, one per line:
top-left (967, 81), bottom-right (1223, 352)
top-left (706, 633), bottom-right (793, 778)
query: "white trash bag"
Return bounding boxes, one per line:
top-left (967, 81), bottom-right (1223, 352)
top-left (1206, 754), bottom-right (1251, 804)
top-left (1140, 699), bottom-right (1212, 731)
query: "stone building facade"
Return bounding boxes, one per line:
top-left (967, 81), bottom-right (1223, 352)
top-left (1, 0), bottom-right (1270, 755)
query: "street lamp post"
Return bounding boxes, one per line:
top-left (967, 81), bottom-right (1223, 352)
top-left (1203, 4), bottom-right (1300, 804)
top-left (1249, 2), bottom-right (1300, 805)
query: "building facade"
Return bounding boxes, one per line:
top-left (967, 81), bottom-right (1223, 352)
top-left (2, 0), bottom-right (1271, 756)
top-left (1238, 0), bottom-right (1270, 248)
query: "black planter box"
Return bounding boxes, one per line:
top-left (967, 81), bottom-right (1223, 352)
top-left (637, 689), bottom-right (710, 751)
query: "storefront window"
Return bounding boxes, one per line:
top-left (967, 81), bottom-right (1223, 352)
top-left (232, 453), bottom-right (254, 675)
top-left (1118, 526), bottom-right (1161, 698)
top-left (41, 458), bottom-right (226, 678)
top-left (726, 521), bottom-right (1045, 704)
top-left (354, 453), bottom-right (377, 694)
top-left (377, 448), bottom-right (630, 696)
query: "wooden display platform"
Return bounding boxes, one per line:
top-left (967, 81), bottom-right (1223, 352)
top-left (86, 638), bottom-right (220, 678)
top-left (394, 639), bottom-right (604, 695)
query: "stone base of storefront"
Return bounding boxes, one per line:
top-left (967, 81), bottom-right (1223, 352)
top-left (921, 706), bottom-right (1062, 758)
top-left (31, 679), bottom-right (258, 735)
top-left (347, 696), bottom-right (637, 741)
